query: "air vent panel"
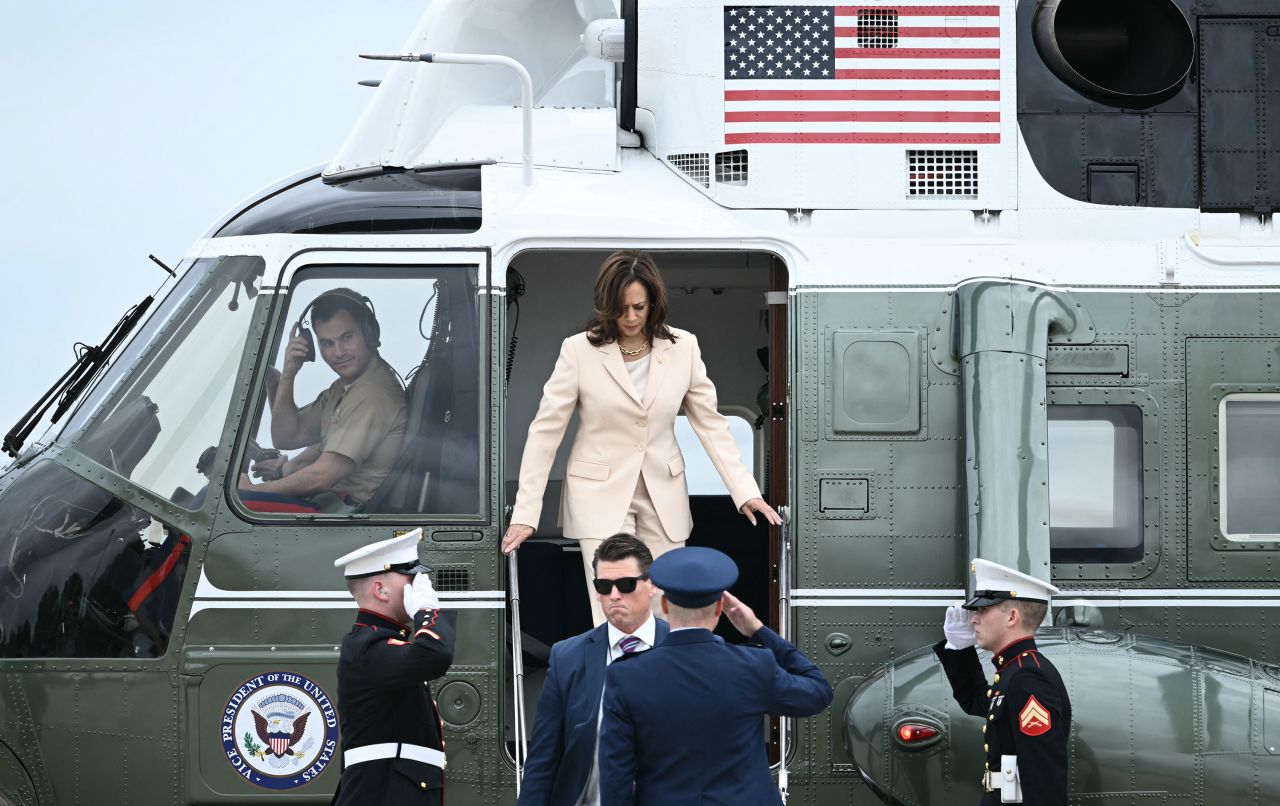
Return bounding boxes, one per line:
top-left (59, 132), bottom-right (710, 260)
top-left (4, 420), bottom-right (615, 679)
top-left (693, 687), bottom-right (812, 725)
top-left (433, 565), bottom-right (473, 592)
top-left (907, 149), bottom-right (979, 198)
top-left (667, 152), bottom-right (710, 188)
top-left (857, 8), bottom-right (899, 49)
top-left (715, 149), bottom-right (749, 185)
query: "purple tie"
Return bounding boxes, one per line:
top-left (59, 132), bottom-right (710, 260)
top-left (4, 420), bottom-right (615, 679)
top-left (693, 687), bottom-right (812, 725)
top-left (618, 635), bottom-right (642, 655)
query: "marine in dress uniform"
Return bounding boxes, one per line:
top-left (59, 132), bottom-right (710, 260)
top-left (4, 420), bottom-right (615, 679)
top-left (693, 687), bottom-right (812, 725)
top-left (934, 559), bottom-right (1071, 806)
top-left (599, 547), bottom-right (832, 806)
top-left (331, 529), bottom-right (455, 805)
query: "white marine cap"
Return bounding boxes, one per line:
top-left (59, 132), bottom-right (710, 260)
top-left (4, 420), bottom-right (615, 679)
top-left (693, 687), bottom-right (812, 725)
top-left (334, 528), bottom-right (429, 579)
top-left (961, 558), bottom-right (1060, 610)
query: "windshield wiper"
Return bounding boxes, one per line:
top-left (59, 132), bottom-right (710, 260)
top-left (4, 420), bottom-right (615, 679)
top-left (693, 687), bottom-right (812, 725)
top-left (4, 295), bottom-right (154, 458)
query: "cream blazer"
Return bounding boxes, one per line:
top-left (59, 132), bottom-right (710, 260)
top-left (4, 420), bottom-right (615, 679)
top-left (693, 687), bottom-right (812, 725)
top-left (511, 328), bottom-right (761, 542)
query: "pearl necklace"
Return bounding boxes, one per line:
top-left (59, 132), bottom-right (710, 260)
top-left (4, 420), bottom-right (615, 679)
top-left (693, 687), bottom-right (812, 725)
top-left (619, 340), bottom-right (650, 356)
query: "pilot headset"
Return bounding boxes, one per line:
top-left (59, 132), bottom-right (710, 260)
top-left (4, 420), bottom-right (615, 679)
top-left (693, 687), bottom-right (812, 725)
top-left (293, 288), bottom-right (381, 362)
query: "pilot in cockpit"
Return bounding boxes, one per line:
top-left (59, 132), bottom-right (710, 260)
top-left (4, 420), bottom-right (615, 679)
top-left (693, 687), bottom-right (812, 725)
top-left (237, 288), bottom-right (407, 512)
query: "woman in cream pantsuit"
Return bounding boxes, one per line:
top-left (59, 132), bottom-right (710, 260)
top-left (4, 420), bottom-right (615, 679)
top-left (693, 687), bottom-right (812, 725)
top-left (502, 251), bottom-right (780, 625)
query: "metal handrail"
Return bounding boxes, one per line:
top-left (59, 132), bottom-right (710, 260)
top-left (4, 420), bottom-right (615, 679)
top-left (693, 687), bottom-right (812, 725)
top-left (776, 504), bottom-right (792, 802)
top-left (507, 548), bottom-right (529, 795)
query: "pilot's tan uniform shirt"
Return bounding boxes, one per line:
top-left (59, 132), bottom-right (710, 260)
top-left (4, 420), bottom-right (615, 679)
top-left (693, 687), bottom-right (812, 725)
top-left (511, 328), bottom-right (759, 542)
top-left (299, 357), bottom-right (407, 505)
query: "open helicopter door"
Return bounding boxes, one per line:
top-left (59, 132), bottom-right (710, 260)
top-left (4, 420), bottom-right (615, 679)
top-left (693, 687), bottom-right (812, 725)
top-left (184, 247), bottom-right (500, 803)
top-left (498, 248), bottom-right (789, 795)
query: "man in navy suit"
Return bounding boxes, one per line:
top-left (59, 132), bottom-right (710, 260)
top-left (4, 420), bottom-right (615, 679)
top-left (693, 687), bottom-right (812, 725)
top-left (599, 547), bottom-right (832, 806)
top-left (519, 534), bottom-right (670, 806)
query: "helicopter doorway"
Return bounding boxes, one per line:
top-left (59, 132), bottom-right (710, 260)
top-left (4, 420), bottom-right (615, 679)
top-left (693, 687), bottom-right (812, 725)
top-left (500, 248), bottom-right (788, 754)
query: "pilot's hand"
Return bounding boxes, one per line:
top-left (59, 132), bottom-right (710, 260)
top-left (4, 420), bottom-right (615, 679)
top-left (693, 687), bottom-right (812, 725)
top-left (739, 497), bottom-right (783, 527)
top-left (722, 591), bottom-right (763, 637)
top-left (264, 366), bottom-right (282, 400)
top-left (251, 456), bottom-right (287, 481)
top-left (501, 523), bottom-right (535, 555)
top-left (402, 572), bottom-right (441, 617)
top-left (281, 336), bottom-right (311, 378)
top-left (943, 604), bottom-right (976, 650)
top-left (237, 472), bottom-right (254, 490)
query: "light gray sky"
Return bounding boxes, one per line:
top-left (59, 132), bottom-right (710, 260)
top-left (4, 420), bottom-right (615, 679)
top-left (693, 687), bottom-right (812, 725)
top-left (0, 3), bottom-right (426, 450)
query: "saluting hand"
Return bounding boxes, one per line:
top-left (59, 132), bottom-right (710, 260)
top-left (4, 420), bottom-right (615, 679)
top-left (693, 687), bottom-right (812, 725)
top-left (943, 604), bottom-right (976, 650)
top-left (739, 497), bottom-right (783, 527)
top-left (722, 591), bottom-right (764, 638)
top-left (402, 572), bottom-right (441, 617)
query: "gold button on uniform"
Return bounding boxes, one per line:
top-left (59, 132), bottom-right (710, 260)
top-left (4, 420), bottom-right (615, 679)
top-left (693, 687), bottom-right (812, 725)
top-left (996, 656), bottom-right (1003, 665)
top-left (982, 725), bottom-right (987, 733)
top-left (984, 743), bottom-right (989, 752)
top-left (988, 714), bottom-right (994, 721)
top-left (420, 782), bottom-right (427, 789)
top-left (993, 673), bottom-right (1001, 683)
top-left (986, 688), bottom-right (992, 697)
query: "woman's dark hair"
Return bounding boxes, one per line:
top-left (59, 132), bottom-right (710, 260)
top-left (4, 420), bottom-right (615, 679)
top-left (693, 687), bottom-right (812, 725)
top-left (584, 250), bottom-right (677, 346)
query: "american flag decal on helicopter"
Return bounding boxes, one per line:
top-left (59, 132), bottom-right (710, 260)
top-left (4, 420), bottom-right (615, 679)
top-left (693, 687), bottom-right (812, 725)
top-left (723, 4), bottom-right (1002, 144)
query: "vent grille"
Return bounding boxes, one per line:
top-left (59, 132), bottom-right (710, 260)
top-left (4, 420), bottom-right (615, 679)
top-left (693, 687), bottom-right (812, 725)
top-left (715, 149), bottom-right (749, 185)
top-left (907, 150), bottom-right (979, 198)
top-left (432, 565), bottom-right (473, 592)
top-left (667, 152), bottom-right (710, 188)
top-left (856, 8), bottom-right (899, 49)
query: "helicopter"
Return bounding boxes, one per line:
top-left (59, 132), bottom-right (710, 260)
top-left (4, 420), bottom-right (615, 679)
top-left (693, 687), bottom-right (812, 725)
top-left (0, 0), bottom-right (1279, 804)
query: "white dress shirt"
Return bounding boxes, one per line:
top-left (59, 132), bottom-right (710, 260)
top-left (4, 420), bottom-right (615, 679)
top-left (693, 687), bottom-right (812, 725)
top-left (577, 614), bottom-right (657, 806)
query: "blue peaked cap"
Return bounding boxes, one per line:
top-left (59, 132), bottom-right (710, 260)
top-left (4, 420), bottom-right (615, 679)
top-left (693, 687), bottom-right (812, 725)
top-left (650, 547), bottom-right (738, 608)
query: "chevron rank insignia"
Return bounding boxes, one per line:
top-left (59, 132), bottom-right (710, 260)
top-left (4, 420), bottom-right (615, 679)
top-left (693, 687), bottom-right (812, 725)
top-left (1019, 695), bottom-right (1051, 736)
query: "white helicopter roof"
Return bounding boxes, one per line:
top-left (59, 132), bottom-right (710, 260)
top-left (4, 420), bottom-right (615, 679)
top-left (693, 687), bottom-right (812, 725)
top-left (327, 0), bottom-right (1017, 212)
top-left (327, 0), bottom-right (622, 180)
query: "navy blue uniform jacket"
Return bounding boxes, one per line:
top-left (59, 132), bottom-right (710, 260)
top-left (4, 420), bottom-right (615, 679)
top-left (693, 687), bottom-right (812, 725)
top-left (518, 619), bottom-right (671, 806)
top-left (599, 626), bottom-right (832, 806)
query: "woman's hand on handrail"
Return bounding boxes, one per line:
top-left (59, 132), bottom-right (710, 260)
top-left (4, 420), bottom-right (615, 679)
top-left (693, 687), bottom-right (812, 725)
top-left (502, 523), bottom-right (536, 554)
top-left (739, 497), bottom-right (783, 527)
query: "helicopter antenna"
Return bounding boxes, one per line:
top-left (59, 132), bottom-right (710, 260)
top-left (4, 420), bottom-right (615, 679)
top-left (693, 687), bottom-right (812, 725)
top-left (148, 254), bottom-right (176, 278)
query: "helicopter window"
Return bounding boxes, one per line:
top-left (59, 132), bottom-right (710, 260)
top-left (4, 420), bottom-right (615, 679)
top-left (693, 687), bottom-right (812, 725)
top-left (1046, 404), bottom-right (1144, 564)
top-left (0, 461), bottom-right (191, 659)
top-left (1218, 395), bottom-right (1280, 539)
top-left (674, 412), bottom-right (758, 495)
top-left (67, 256), bottom-right (266, 510)
top-left (237, 267), bottom-right (482, 518)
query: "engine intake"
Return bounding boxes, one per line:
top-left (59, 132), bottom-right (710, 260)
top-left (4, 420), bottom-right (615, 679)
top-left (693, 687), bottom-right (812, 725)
top-left (1032, 0), bottom-right (1193, 105)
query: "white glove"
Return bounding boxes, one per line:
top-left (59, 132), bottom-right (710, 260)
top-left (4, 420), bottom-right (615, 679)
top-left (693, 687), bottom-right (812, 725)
top-left (943, 604), bottom-right (976, 650)
top-left (402, 572), bottom-right (440, 617)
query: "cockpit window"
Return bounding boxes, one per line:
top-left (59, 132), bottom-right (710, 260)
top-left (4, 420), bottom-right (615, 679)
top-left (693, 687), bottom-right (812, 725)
top-left (0, 461), bottom-right (191, 658)
top-left (65, 256), bottom-right (265, 509)
top-left (237, 267), bottom-right (482, 518)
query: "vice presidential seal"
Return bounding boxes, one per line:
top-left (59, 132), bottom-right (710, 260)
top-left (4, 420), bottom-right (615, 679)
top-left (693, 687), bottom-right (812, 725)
top-left (221, 671), bottom-right (339, 791)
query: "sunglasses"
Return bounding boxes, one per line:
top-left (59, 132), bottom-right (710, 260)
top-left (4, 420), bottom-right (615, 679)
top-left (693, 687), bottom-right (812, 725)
top-left (592, 575), bottom-right (649, 595)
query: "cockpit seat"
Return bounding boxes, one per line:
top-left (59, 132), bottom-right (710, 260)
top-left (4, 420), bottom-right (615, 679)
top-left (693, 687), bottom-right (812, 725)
top-left (239, 490), bottom-right (319, 514)
top-left (364, 277), bottom-right (479, 514)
